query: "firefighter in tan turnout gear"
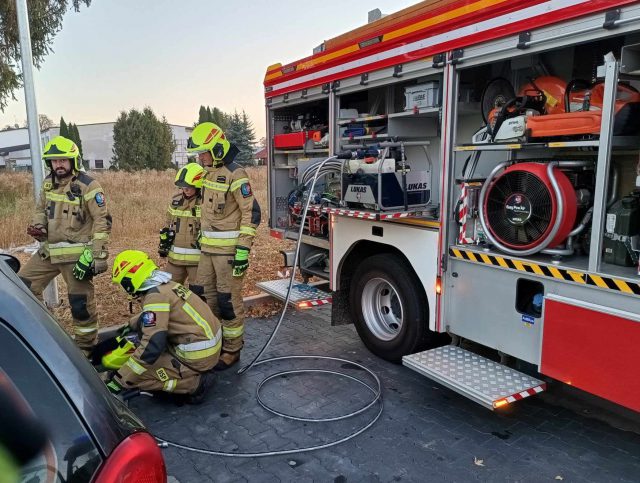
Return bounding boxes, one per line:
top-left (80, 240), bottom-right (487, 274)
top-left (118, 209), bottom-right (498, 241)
top-left (187, 122), bottom-right (261, 370)
top-left (18, 136), bottom-right (111, 352)
top-left (159, 163), bottom-right (205, 292)
top-left (108, 250), bottom-right (220, 404)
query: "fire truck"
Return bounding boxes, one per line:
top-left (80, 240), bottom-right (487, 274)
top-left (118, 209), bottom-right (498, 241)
top-left (261, 0), bottom-right (640, 412)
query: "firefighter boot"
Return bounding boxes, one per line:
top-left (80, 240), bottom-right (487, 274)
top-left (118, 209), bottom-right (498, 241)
top-left (187, 371), bottom-right (217, 405)
top-left (214, 351), bottom-right (240, 371)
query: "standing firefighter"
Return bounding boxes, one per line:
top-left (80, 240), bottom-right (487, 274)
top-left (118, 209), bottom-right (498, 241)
top-left (18, 136), bottom-right (111, 353)
top-left (187, 122), bottom-right (261, 370)
top-left (108, 250), bottom-right (220, 403)
top-left (159, 163), bottom-right (204, 291)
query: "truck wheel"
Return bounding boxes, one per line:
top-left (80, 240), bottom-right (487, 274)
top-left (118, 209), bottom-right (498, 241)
top-left (349, 253), bottom-right (442, 362)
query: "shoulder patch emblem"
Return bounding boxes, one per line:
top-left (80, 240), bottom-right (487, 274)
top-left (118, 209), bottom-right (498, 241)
top-left (142, 311), bottom-right (156, 327)
top-left (172, 199), bottom-right (181, 206)
top-left (240, 183), bottom-right (252, 198)
top-left (43, 181), bottom-right (53, 191)
top-left (216, 176), bottom-right (226, 183)
top-left (95, 192), bottom-right (106, 207)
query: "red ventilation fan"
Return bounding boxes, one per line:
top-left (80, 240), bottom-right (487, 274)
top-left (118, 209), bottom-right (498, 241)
top-left (482, 163), bottom-right (577, 251)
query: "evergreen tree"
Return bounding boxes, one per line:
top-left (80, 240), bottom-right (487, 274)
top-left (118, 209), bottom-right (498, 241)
top-left (71, 124), bottom-right (84, 160)
top-left (198, 105), bottom-right (208, 124)
top-left (211, 107), bottom-right (229, 131)
top-left (0, 1), bottom-right (92, 111)
top-left (224, 111), bottom-right (256, 165)
top-left (206, 106), bottom-right (212, 123)
top-left (59, 117), bottom-right (68, 138)
top-left (112, 107), bottom-right (176, 171)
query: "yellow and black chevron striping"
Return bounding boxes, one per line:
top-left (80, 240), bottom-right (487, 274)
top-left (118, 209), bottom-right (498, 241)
top-left (449, 248), bottom-right (640, 296)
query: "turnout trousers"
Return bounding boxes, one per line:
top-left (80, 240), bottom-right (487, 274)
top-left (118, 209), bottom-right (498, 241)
top-left (18, 252), bottom-right (98, 350)
top-left (118, 352), bottom-right (204, 394)
top-left (197, 253), bottom-right (244, 354)
top-left (165, 262), bottom-right (198, 287)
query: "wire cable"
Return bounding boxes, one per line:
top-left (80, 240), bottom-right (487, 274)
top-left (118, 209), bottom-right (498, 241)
top-left (155, 155), bottom-right (383, 457)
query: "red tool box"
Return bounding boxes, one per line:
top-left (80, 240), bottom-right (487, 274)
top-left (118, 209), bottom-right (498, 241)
top-left (274, 130), bottom-right (321, 149)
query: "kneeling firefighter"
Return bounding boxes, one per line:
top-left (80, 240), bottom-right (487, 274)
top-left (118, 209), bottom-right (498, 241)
top-left (159, 163), bottom-right (205, 292)
top-left (107, 250), bottom-right (220, 404)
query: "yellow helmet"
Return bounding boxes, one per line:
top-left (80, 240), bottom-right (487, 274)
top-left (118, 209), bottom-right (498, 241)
top-left (187, 122), bottom-right (230, 162)
top-left (175, 162), bottom-right (205, 189)
top-left (42, 135), bottom-right (83, 172)
top-left (112, 250), bottom-right (158, 294)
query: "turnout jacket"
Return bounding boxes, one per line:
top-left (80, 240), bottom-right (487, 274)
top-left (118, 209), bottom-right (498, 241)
top-left (33, 172), bottom-right (111, 264)
top-left (116, 282), bottom-right (222, 386)
top-left (199, 146), bottom-right (261, 255)
top-left (166, 190), bottom-right (201, 266)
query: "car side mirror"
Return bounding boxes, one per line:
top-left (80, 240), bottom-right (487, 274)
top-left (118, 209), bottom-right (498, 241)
top-left (0, 254), bottom-right (21, 274)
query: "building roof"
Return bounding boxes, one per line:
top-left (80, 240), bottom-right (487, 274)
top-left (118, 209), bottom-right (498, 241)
top-left (0, 144), bottom-right (30, 155)
top-left (255, 147), bottom-right (267, 159)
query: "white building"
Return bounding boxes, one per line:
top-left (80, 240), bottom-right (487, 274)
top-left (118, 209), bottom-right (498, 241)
top-left (0, 122), bottom-right (192, 171)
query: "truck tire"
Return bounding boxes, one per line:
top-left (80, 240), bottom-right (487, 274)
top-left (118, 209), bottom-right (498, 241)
top-left (349, 253), bottom-right (444, 362)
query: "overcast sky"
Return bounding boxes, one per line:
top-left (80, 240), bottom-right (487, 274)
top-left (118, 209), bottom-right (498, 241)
top-left (1, 0), bottom-right (417, 138)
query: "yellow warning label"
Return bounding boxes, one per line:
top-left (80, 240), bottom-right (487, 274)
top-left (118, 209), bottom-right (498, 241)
top-left (156, 368), bottom-right (169, 382)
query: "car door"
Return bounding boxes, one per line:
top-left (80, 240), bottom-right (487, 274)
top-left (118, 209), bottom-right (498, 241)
top-left (0, 320), bottom-right (103, 482)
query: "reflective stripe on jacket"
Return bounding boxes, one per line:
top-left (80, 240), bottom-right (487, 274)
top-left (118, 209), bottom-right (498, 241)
top-left (199, 152), bottom-right (261, 255)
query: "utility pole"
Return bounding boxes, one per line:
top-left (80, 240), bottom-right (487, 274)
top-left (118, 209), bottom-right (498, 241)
top-left (16, 0), bottom-right (58, 306)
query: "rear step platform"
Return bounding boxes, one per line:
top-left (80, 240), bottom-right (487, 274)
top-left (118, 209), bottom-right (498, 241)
top-left (256, 279), bottom-right (332, 309)
top-left (403, 345), bottom-right (546, 410)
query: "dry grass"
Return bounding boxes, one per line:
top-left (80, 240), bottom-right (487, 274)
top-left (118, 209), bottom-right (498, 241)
top-left (2, 167), bottom-right (288, 331)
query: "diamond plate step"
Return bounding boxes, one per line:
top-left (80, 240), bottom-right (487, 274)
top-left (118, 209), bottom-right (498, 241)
top-left (403, 345), bottom-right (546, 410)
top-left (256, 279), bottom-right (332, 309)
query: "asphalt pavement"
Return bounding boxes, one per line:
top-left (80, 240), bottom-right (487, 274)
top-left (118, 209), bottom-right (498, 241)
top-left (130, 307), bottom-right (640, 482)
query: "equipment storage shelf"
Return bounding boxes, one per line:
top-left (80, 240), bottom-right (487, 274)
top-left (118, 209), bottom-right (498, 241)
top-left (337, 114), bottom-right (387, 126)
top-left (387, 107), bottom-right (439, 119)
top-left (337, 86), bottom-right (388, 148)
top-left (274, 148), bottom-right (329, 154)
top-left (271, 98), bottom-right (329, 169)
top-left (268, 94), bottom-right (333, 245)
top-left (454, 137), bottom-right (640, 152)
top-left (448, 33), bottom-right (640, 292)
top-left (333, 71), bottom-right (444, 216)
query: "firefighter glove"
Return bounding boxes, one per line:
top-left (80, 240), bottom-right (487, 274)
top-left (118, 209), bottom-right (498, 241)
top-left (73, 248), bottom-right (94, 281)
top-left (193, 231), bottom-right (202, 250)
top-left (26, 224), bottom-right (47, 242)
top-left (232, 247), bottom-right (250, 277)
top-left (93, 257), bottom-right (108, 276)
top-left (158, 227), bottom-right (175, 257)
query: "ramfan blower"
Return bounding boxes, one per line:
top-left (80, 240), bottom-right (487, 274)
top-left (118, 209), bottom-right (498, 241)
top-left (479, 161), bottom-right (593, 256)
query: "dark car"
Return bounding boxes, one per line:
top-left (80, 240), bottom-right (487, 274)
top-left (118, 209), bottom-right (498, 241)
top-left (0, 254), bottom-right (166, 482)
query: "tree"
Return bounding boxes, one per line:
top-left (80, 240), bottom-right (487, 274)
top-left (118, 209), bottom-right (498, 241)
top-left (198, 105), bottom-right (208, 124)
top-left (39, 114), bottom-right (54, 131)
top-left (112, 107), bottom-right (176, 171)
top-left (194, 105), bottom-right (230, 131)
top-left (0, 1), bottom-right (91, 111)
top-left (68, 123), bottom-right (83, 160)
top-left (211, 107), bottom-right (229, 131)
top-left (59, 117), bottom-right (68, 137)
top-left (225, 110), bottom-right (256, 165)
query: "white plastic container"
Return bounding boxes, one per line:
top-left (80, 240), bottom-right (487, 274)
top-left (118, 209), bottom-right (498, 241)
top-left (404, 82), bottom-right (439, 110)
